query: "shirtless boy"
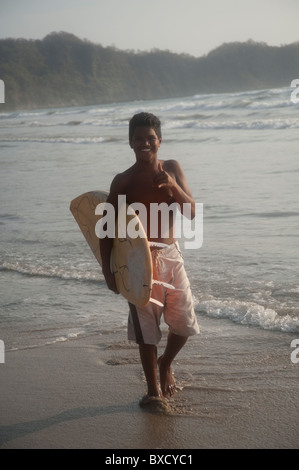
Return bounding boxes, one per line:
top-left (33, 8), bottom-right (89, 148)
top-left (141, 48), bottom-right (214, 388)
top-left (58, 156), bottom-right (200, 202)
top-left (100, 112), bottom-right (199, 402)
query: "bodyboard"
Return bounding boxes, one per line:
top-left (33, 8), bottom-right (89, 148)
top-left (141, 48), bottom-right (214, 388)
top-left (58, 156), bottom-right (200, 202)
top-left (70, 191), bottom-right (153, 306)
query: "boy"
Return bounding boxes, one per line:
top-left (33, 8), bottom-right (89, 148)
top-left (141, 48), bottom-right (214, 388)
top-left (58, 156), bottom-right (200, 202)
top-left (100, 112), bottom-right (199, 403)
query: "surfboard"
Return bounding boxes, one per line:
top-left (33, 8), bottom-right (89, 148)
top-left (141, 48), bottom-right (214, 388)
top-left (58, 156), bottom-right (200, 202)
top-left (70, 190), bottom-right (153, 307)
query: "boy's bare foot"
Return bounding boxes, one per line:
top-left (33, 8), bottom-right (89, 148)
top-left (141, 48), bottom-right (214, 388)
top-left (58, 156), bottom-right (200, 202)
top-left (158, 356), bottom-right (176, 397)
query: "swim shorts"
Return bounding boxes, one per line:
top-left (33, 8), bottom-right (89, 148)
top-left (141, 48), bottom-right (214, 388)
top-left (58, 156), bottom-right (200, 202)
top-left (128, 242), bottom-right (200, 345)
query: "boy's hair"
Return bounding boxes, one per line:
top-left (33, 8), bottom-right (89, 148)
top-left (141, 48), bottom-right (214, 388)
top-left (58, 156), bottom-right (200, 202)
top-left (129, 112), bottom-right (162, 142)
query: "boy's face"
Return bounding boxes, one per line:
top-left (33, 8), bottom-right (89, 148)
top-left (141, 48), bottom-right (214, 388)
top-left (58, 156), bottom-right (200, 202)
top-left (130, 126), bottom-right (161, 162)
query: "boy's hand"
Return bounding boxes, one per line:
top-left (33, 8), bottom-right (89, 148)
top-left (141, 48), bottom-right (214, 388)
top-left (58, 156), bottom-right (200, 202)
top-left (154, 162), bottom-right (176, 189)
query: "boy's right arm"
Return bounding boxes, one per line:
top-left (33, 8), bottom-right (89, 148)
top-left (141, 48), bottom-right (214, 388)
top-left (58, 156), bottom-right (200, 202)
top-left (100, 236), bottom-right (118, 294)
top-left (99, 173), bottom-right (127, 294)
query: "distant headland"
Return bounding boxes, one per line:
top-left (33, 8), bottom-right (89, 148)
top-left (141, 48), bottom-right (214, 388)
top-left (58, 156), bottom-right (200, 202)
top-left (0, 31), bottom-right (298, 111)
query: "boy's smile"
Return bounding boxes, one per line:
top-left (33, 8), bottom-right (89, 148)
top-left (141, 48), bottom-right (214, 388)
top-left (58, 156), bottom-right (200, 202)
top-left (130, 126), bottom-right (161, 161)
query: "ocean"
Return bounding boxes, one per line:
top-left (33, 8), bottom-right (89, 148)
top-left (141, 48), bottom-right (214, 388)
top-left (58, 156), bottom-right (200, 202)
top-left (1, 86), bottom-right (299, 352)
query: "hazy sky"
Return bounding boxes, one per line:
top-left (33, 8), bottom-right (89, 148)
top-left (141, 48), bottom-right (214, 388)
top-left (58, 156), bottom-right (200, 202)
top-left (0, 0), bottom-right (298, 57)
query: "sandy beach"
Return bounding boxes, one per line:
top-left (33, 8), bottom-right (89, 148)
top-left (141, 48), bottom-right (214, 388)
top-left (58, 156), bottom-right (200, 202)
top-left (0, 315), bottom-right (298, 450)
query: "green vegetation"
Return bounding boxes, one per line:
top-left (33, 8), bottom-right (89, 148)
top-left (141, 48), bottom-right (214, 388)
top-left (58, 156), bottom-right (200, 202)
top-left (0, 32), bottom-right (298, 111)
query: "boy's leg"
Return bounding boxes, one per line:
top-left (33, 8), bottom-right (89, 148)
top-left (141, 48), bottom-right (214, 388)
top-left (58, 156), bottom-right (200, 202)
top-left (158, 332), bottom-right (188, 397)
top-left (139, 343), bottom-right (161, 397)
top-left (139, 332), bottom-right (188, 398)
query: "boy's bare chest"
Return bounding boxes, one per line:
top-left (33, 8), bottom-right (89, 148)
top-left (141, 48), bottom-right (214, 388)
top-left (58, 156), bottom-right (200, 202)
top-left (126, 175), bottom-right (173, 206)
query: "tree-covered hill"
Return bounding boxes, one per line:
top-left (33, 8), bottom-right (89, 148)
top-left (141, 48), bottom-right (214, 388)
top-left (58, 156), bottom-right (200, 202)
top-left (0, 32), bottom-right (298, 111)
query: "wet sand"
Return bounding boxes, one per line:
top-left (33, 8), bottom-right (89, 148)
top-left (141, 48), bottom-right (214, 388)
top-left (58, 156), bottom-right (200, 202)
top-left (0, 316), bottom-right (298, 449)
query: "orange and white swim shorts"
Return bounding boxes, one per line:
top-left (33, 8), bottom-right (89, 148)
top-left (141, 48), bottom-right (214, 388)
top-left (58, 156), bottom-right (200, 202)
top-left (128, 242), bottom-right (200, 345)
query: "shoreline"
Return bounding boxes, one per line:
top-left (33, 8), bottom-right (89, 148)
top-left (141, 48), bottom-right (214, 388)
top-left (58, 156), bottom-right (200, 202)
top-left (0, 316), bottom-right (298, 449)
